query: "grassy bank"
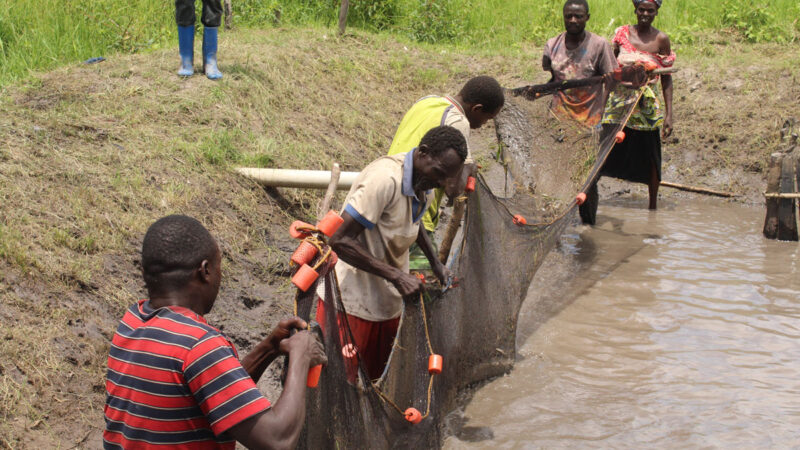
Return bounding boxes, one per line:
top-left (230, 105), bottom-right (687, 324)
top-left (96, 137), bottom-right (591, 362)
top-left (2, 0), bottom-right (798, 86)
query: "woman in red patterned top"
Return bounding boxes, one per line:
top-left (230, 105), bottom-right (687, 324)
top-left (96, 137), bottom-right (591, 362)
top-left (580, 0), bottom-right (675, 224)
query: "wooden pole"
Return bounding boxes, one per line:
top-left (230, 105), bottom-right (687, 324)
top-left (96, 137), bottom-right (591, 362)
top-left (777, 155), bottom-right (798, 241)
top-left (318, 163), bottom-right (341, 219)
top-left (338, 0), bottom-right (350, 36)
top-left (438, 196), bottom-right (467, 263)
top-left (659, 181), bottom-right (735, 198)
top-left (764, 192), bottom-right (800, 199)
top-left (223, 0), bottom-right (232, 30)
top-left (763, 152), bottom-right (783, 239)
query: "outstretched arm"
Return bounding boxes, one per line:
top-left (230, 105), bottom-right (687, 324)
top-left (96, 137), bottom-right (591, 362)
top-left (228, 331), bottom-right (326, 450)
top-left (240, 316), bottom-right (308, 382)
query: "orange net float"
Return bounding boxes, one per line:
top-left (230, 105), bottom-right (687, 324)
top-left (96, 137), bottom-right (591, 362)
top-left (615, 130), bottom-right (626, 144)
top-left (307, 364), bottom-right (322, 388)
top-left (513, 214), bottom-right (527, 226)
top-left (404, 407), bottom-right (422, 424)
top-left (643, 60), bottom-right (659, 72)
top-left (428, 354), bottom-right (443, 375)
top-left (291, 264), bottom-right (319, 292)
top-left (291, 241), bottom-right (319, 267)
top-left (341, 343), bottom-right (357, 359)
top-left (316, 210), bottom-right (344, 237)
top-left (465, 176), bottom-right (477, 193)
top-left (575, 192), bottom-right (587, 206)
top-left (290, 220), bottom-right (314, 239)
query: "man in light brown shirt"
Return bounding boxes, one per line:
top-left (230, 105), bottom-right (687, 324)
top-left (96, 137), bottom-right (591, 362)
top-left (317, 126), bottom-right (467, 379)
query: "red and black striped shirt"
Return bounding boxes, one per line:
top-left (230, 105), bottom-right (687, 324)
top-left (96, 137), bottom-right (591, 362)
top-left (104, 300), bottom-right (270, 449)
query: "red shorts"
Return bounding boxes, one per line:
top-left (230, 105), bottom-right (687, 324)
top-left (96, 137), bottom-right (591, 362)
top-left (316, 299), bottom-right (400, 381)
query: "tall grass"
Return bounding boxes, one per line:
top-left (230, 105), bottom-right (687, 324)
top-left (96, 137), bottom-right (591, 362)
top-left (457, 0), bottom-right (800, 48)
top-left (0, 0), bottom-right (172, 85)
top-left (1, 0), bottom-right (798, 86)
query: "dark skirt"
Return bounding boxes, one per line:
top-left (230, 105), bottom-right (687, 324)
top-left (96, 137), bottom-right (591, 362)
top-left (600, 125), bottom-right (661, 185)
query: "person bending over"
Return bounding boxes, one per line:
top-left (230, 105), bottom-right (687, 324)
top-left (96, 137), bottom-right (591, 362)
top-left (318, 126), bottom-right (467, 380)
top-left (104, 215), bottom-right (325, 449)
top-left (387, 76), bottom-right (504, 268)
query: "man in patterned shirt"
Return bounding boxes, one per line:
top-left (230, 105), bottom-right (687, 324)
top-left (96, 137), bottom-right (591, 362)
top-left (104, 215), bottom-right (326, 449)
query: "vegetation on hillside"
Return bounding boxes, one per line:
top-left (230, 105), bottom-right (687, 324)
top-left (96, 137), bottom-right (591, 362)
top-left (1, 0), bottom-right (799, 85)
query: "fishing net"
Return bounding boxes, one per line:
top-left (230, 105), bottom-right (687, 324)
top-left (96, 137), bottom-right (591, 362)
top-left (291, 84), bottom-right (644, 448)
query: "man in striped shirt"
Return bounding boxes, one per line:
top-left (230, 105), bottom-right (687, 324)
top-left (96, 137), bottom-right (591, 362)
top-left (104, 215), bottom-right (326, 449)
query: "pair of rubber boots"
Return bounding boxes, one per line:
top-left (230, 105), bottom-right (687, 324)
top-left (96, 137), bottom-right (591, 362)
top-left (177, 26), bottom-right (222, 79)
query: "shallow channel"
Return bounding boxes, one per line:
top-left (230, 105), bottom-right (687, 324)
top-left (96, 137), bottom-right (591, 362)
top-left (445, 197), bottom-right (800, 448)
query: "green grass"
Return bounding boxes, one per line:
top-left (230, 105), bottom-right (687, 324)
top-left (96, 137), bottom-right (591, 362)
top-left (1, 0), bottom-right (798, 87)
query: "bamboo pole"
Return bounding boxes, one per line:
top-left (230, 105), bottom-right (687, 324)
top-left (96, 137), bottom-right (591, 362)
top-left (659, 181), bottom-right (735, 198)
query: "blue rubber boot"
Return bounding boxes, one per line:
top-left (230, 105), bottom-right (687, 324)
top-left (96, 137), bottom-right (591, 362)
top-left (177, 25), bottom-right (194, 77)
top-left (202, 27), bottom-right (223, 80)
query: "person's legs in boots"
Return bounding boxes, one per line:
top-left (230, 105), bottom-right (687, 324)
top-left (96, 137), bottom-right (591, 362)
top-left (175, 0), bottom-right (195, 76)
top-left (201, 0), bottom-right (224, 79)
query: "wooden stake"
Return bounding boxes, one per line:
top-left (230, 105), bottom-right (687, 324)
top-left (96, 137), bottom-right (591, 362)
top-left (338, 0), bottom-right (350, 36)
top-left (223, 0), bottom-right (232, 29)
top-left (318, 163), bottom-right (341, 219)
top-left (763, 153), bottom-right (783, 239)
top-left (659, 181), bottom-right (735, 198)
top-left (777, 155), bottom-right (798, 241)
top-left (438, 196), bottom-right (467, 264)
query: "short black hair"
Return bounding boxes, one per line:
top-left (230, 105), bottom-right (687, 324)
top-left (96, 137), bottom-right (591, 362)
top-left (564, 0), bottom-right (589, 14)
top-left (142, 215), bottom-right (218, 288)
top-left (458, 76), bottom-right (505, 114)
top-left (419, 126), bottom-right (468, 162)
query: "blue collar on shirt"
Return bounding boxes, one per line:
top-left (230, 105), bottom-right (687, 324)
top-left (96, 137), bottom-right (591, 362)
top-left (402, 148), bottom-right (430, 223)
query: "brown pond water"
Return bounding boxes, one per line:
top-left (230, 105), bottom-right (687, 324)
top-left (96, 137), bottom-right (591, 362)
top-left (445, 197), bottom-right (800, 448)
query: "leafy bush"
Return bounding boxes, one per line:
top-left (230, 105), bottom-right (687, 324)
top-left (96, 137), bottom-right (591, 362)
top-left (721, 1), bottom-right (790, 43)
top-left (0, 13), bottom-right (14, 56)
top-left (408, 0), bottom-right (464, 43)
top-left (350, 0), bottom-right (401, 31)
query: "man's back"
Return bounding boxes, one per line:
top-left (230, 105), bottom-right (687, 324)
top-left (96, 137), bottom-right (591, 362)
top-left (104, 300), bottom-right (270, 449)
top-left (388, 95), bottom-right (470, 158)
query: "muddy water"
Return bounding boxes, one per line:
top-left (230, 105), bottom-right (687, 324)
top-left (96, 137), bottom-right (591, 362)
top-left (445, 198), bottom-right (800, 448)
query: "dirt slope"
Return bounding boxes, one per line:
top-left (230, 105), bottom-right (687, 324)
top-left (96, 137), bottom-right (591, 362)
top-left (0, 27), bottom-right (797, 447)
